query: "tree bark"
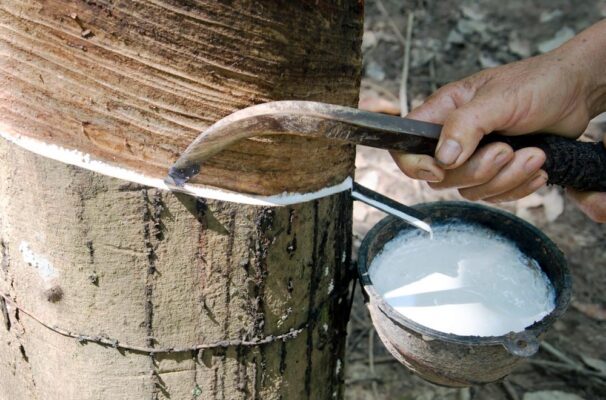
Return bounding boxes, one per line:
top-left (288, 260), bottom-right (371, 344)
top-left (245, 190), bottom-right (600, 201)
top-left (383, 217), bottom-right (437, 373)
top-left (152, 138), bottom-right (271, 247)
top-left (0, 0), bottom-right (362, 194)
top-left (0, 1), bottom-right (363, 399)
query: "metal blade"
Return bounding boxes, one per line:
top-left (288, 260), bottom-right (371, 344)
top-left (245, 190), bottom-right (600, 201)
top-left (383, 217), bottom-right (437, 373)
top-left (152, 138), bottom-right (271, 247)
top-left (351, 183), bottom-right (433, 235)
top-left (166, 101), bottom-right (443, 187)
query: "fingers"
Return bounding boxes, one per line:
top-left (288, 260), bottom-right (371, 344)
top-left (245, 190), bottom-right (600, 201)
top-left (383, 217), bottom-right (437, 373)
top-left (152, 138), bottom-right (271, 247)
top-left (436, 81), bottom-right (519, 169)
top-left (390, 152), bottom-right (444, 182)
top-left (457, 147), bottom-right (546, 201)
top-left (484, 171), bottom-right (547, 203)
top-left (566, 189), bottom-right (606, 223)
top-left (394, 144), bottom-right (547, 203)
top-left (429, 142), bottom-right (513, 189)
top-left (406, 81), bottom-right (476, 124)
top-left (436, 100), bottom-right (502, 169)
top-left (392, 80), bottom-right (480, 181)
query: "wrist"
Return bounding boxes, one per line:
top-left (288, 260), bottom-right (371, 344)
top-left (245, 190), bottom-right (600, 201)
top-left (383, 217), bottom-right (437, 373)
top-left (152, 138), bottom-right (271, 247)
top-left (586, 47), bottom-right (606, 117)
top-left (558, 20), bottom-right (606, 117)
top-left (546, 20), bottom-right (606, 118)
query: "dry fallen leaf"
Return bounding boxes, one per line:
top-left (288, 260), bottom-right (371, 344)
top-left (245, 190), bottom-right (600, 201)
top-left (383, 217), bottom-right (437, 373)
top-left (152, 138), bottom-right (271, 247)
top-left (542, 188), bottom-right (565, 222)
top-left (516, 193), bottom-right (545, 209)
top-left (572, 301), bottom-right (606, 321)
top-left (514, 188), bottom-right (564, 223)
top-left (538, 26), bottom-right (575, 53)
top-left (353, 202), bottom-right (370, 223)
top-left (356, 170), bottom-right (380, 191)
top-left (515, 192), bottom-right (545, 222)
top-left (358, 95), bottom-right (401, 115)
top-left (580, 355), bottom-right (606, 374)
top-left (508, 34), bottom-right (532, 58)
top-left (523, 390), bottom-right (585, 400)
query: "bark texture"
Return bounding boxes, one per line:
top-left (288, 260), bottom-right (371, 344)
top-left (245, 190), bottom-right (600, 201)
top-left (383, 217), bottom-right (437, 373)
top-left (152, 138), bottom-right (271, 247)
top-left (0, 140), bottom-right (353, 399)
top-left (0, 1), bottom-right (363, 399)
top-left (0, 0), bottom-right (363, 195)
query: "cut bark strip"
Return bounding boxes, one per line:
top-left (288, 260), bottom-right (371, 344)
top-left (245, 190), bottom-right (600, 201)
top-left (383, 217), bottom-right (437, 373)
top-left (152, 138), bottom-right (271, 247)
top-left (0, 129), bottom-right (354, 206)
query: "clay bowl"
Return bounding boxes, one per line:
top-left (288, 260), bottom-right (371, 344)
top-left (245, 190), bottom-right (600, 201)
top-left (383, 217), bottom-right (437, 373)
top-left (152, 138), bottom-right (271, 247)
top-left (357, 201), bottom-right (571, 387)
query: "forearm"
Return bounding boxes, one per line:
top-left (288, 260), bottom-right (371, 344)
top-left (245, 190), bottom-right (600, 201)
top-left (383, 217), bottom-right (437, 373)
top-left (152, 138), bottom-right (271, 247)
top-left (557, 19), bottom-right (606, 117)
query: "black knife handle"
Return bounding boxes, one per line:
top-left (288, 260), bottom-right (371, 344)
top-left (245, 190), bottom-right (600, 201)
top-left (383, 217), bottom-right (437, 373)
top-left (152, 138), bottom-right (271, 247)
top-left (480, 134), bottom-right (606, 192)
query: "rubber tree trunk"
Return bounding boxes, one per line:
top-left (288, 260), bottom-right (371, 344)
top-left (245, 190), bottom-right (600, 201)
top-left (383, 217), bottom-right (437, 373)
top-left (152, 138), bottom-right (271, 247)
top-left (0, 1), bottom-right (363, 399)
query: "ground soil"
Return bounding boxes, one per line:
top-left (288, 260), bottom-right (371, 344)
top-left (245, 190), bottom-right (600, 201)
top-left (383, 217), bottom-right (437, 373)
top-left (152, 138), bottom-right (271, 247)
top-left (345, 1), bottom-right (606, 399)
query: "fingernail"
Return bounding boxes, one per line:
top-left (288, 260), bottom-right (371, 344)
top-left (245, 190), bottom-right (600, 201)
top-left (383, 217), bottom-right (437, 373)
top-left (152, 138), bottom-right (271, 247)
top-left (436, 139), bottom-right (462, 166)
top-left (418, 169), bottom-right (440, 182)
top-left (494, 149), bottom-right (511, 166)
top-left (530, 172), bottom-right (548, 189)
top-left (524, 155), bottom-right (544, 174)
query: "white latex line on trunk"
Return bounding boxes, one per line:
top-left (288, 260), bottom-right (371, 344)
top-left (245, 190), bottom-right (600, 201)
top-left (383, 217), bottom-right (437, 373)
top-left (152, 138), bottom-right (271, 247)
top-left (0, 131), bottom-right (352, 206)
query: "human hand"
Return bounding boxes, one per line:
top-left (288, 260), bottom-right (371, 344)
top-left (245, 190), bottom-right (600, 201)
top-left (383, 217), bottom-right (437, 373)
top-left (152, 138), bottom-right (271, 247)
top-left (392, 20), bottom-right (606, 221)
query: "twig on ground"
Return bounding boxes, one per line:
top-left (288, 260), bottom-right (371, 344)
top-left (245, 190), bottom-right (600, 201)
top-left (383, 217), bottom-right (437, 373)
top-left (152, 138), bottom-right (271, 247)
top-left (537, 342), bottom-right (606, 386)
top-left (349, 306), bottom-right (370, 327)
top-left (529, 359), bottom-right (606, 380)
top-left (540, 341), bottom-right (581, 368)
top-left (502, 380), bottom-right (520, 400)
top-left (399, 12), bottom-right (415, 117)
top-left (347, 326), bottom-right (370, 355)
top-left (344, 376), bottom-right (383, 385)
top-left (429, 59), bottom-right (438, 92)
top-left (458, 387), bottom-right (471, 400)
top-left (348, 355), bottom-right (399, 365)
top-left (374, 1), bottom-right (416, 116)
top-left (361, 80), bottom-right (400, 104)
top-left (369, 328), bottom-right (380, 398)
top-left (374, 0), bottom-right (407, 46)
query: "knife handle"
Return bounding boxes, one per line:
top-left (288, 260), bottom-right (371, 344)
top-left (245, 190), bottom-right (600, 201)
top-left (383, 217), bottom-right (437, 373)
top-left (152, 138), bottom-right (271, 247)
top-left (480, 134), bottom-right (606, 192)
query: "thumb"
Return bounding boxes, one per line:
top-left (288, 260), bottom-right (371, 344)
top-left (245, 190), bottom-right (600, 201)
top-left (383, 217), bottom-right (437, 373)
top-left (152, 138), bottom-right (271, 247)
top-left (435, 95), bottom-right (516, 169)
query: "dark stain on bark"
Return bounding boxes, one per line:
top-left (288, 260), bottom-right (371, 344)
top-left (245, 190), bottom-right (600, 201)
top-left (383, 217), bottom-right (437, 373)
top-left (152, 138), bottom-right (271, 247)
top-left (332, 193), bottom-right (353, 393)
top-left (19, 344), bottom-right (29, 362)
top-left (315, 211), bottom-right (330, 353)
top-left (223, 212), bottom-right (237, 338)
top-left (86, 240), bottom-right (95, 263)
top-left (286, 236), bottom-right (297, 257)
top-left (192, 348), bottom-right (200, 394)
top-left (287, 278), bottom-right (294, 296)
top-left (240, 259), bottom-right (250, 274)
top-left (256, 208), bottom-right (275, 233)
top-left (118, 182), bottom-right (146, 192)
top-left (217, 348), bottom-right (227, 400)
top-left (0, 297), bottom-right (10, 331)
top-left (236, 346), bottom-right (248, 395)
top-left (0, 239), bottom-right (9, 271)
top-left (287, 208), bottom-right (295, 235)
top-left (253, 207), bottom-right (274, 392)
top-left (279, 340), bottom-right (287, 374)
top-left (86, 240), bottom-right (99, 286)
top-left (151, 192), bottom-right (165, 242)
top-left (175, 194), bottom-right (228, 235)
top-left (212, 356), bottom-right (219, 398)
top-left (44, 286), bottom-right (64, 303)
top-left (141, 189), bottom-right (164, 400)
top-left (304, 200), bottom-right (320, 398)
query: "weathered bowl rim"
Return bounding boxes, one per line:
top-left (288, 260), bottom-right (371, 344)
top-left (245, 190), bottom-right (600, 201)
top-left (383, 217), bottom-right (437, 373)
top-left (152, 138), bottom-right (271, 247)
top-left (357, 201), bottom-right (572, 355)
